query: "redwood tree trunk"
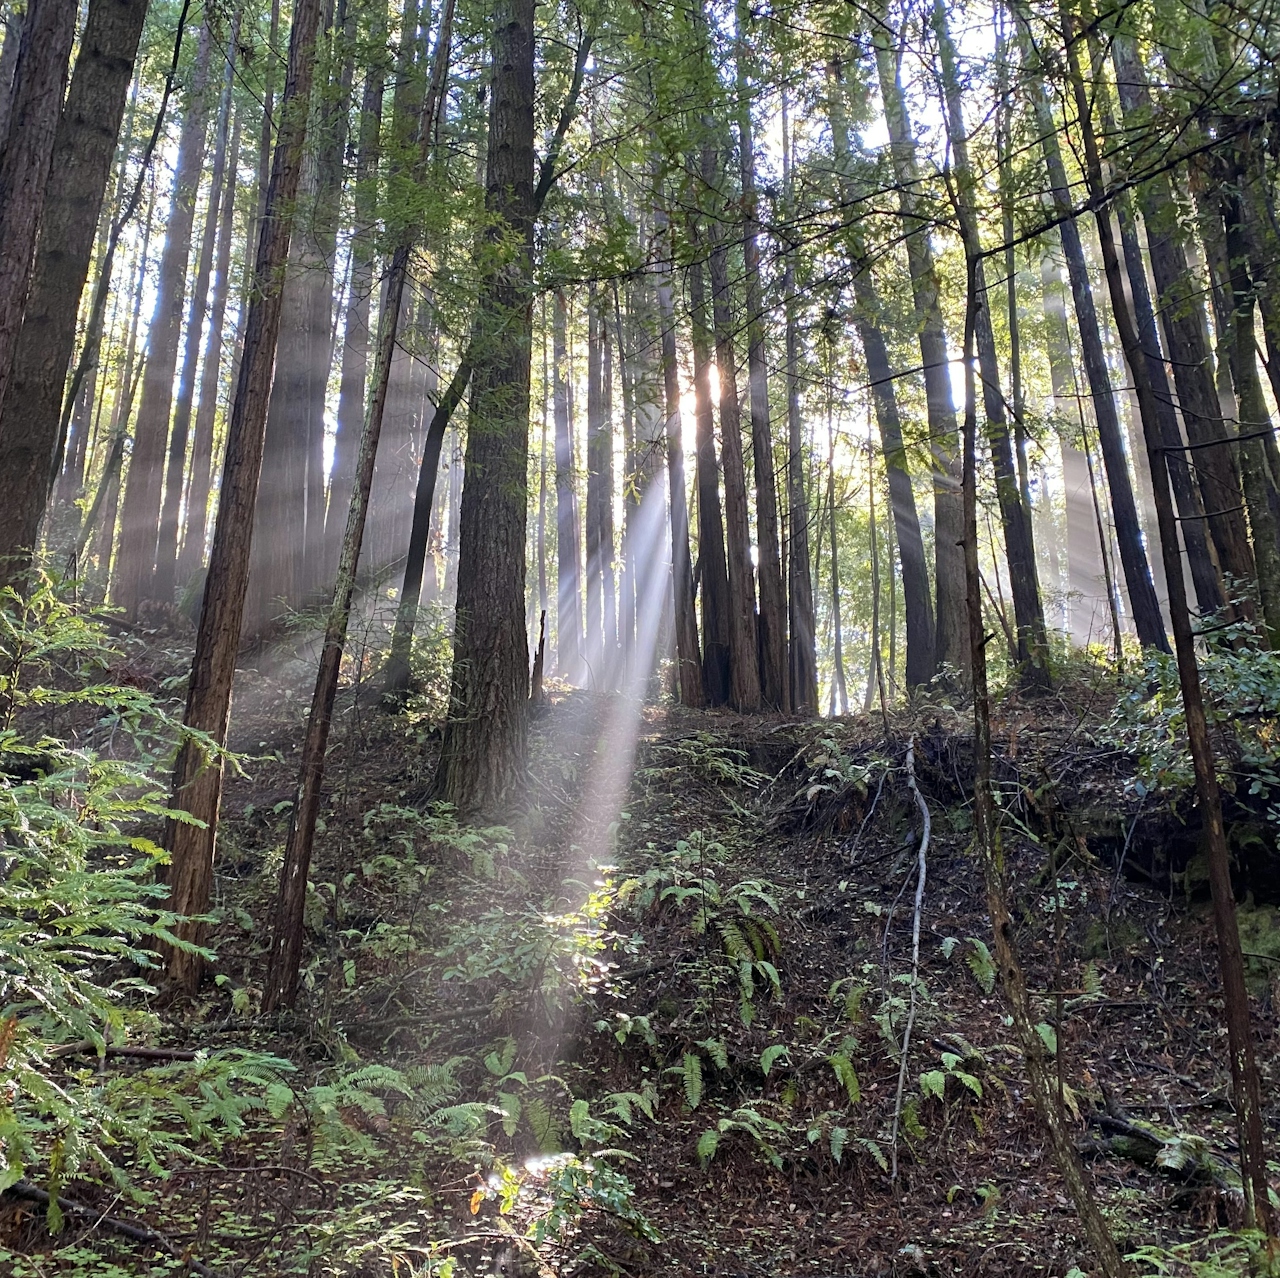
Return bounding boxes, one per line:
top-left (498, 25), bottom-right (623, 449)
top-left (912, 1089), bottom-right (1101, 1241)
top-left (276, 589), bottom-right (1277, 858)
top-left (735, 0), bottom-right (786, 709)
top-left (827, 57), bottom-right (934, 688)
top-left (430, 0), bottom-right (536, 816)
top-left (179, 111), bottom-right (243, 586)
top-left (1028, 68), bottom-right (1167, 651)
top-left (156, 17), bottom-right (239, 602)
top-left (553, 287), bottom-right (582, 677)
top-left (164, 0), bottom-right (327, 991)
top-left (870, 16), bottom-right (967, 676)
top-left (0, 0), bottom-right (145, 590)
top-left (705, 186), bottom-right (762, 712)
top-left (689, 257), bottom-right (732, 705)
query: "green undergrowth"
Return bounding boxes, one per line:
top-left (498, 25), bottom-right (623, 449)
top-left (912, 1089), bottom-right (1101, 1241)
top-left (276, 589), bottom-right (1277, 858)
top-left (4, 593), bottom-right (1277, 1274)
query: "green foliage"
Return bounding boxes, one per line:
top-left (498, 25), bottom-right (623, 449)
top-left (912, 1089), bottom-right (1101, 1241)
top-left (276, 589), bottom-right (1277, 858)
top-left (965, 938), bottom-right (997, 994)
top-left (1127, 1231), bottom-right (1280, 1277)
top-left (1108, 630), bottom-right (1280, 827)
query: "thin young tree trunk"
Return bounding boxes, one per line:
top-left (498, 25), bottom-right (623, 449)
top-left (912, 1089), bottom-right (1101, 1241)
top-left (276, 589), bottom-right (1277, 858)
top-left (179, 111), bottom-right (242, 586)
top-left (381, 356), bottom-right (472, 694)
top-left (1221, 191), bottom-right (1280, 644)
top-left (0, 0), bottom-right (146, 589)
top-left (655, 194), bottom-right (702, 707)
top-left (585, 282), bottom-right (606, 670)
top-left (734, 0), bottom-right (785, 708)
top-left (115, 17), bottom-right (214, 615)
top-left (1026, 64), bottom-right (1167, 651)
top-left (827, 56), bottom-right (935, 687)
top-left (869, 14), bottom-right (967, 677)
top-left (1063, 15), bottom-right (1273, 1225)
top-left (934, 0), bottom-right (1048, 684)
top-left (782, 93), bottom-right (816, 714)
top-left (826, 407), bottom-right (848, 717)
top-left (537, 309), bottom-right (549, 626)
top-left (327, 0), bottom-right (387, 568)
top-left (959, 243), bottom-right (1132, 1278)
top-left (864, 445), bottom-right (881, 714)
top-left (156, 16), bottom-right (240, 601)
top-left (266, 0), bottom-right (456, 1007)
top-left (689, 256), bottom-right (732, 705)
top-left (553, 286), bottom-right (583, 678)
top-left (164, 0), bottom-right (327, 991)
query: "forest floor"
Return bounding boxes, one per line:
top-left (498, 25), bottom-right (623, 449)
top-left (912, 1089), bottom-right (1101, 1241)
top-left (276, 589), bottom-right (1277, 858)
top-left (5, 635), bottom-right (1280, 1278)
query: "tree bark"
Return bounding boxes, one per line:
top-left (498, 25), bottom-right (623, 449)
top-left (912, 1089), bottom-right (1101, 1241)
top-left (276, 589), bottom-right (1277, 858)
top-left (869, 14), bottom-right (967, 677)
top-left (0, 0), bottom-right (145, 590)
top-left (431, 0), bottom-right (537, 816)
top-left (553, 286), bottom-right (583, 678)
top-left (1027, 65), bottom-right (1167, 651)
top-left (782, 93), bottom-right (816, 713)
top-left (179, 111), bottom-right (242, 587)
top-left (827, 56), bottom-right (935, 688)
top-left (688, 256), bottom-right (732, 706)
top-left (705, 185), bottom-right (762, 712)
top-left (934, 3), bottom-right (1048, 683)
top-left (1221, 190), bottom-right (1280, 644)
top-left (327, 2), bottom-right (387, 569)
top-left (266, 0), bottom-right (456, 1007)
top-left (735, 0), bottom-right (786, 709)
top-left (115, 17), bottom-right (213, 615)
top-left (164, 0), bottom-right (327, 991)
top-left (382, 355), bottom-right (472, 695)
top-left (156, 15), bottom-right (240, 601)
top-left (655, 194), bottom-right (703, 708)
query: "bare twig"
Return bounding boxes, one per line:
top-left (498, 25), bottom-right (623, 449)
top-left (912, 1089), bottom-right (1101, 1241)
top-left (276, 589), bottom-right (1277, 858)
top-left (5, 1180), bottom-right (221, 1276)
top-left (889, 735), bottom-right (930, 1184)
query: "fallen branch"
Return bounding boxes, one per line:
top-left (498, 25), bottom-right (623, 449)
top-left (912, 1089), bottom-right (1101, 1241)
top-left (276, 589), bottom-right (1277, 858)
top-left (5, 1180), bottom-right (220, 1277)
top-left (48, 1041), bottom-right (197, 1061)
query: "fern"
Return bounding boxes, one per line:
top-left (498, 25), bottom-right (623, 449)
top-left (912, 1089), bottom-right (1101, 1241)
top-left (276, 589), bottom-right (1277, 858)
top-left (966, 937), bottom-right (997, 994)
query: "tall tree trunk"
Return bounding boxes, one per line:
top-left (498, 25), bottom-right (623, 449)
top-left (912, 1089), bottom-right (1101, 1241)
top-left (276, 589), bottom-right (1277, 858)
top-left (827, 56), bottom-right (935, 687)
top-left (585, 281), bottom-right (607, 672)
top-left (115, 17), bottom-right (214, 615)
top-left (934, 1), bottom-right (1049, 683)
top-left (156, 16), bottom-right (240, 601)
top-left (655, 194), bottom-right (703, 707)
top-left (179, 111), bottom-right (243, 586)
top-left (1221, 190), bottom-right (1280, 643)
top-left (382, 355), bottom-right (472, 695)
top-left (0, 0), bottom-right (145, 589)
top-left (735, 0), bottom-right (786, 708)
top-left (704, 183), bottom-right (762, 712)
top-left (327, 1), bottom-right (387, 568)
top-left (1061, 16), bottom-right (1274, 1225)
top-left (782, 93), bottom-right (816, 714)
top-left (826, 405), bottom-right (848, 716)
top-left (265, 0), bottom-right (456, 1008)
top-left (164, 0), bottom-right (326, 991)
top-left (553, 287), bottom-right (582, 677)
top-left (869, 12), bottom-right (967, 676)
top-left (1026, 66), bottom-right (1167, 651)
top-left (430, 0), bottom-right (537, 816)
top-left (0, 7), bottom-right (25, 156)
top-left (689, 256), bottom-right (732, 705)
top-left (958, 246), bottom-right (1132, 1278)
top-left (0, 0), bottom-right (76, 488)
